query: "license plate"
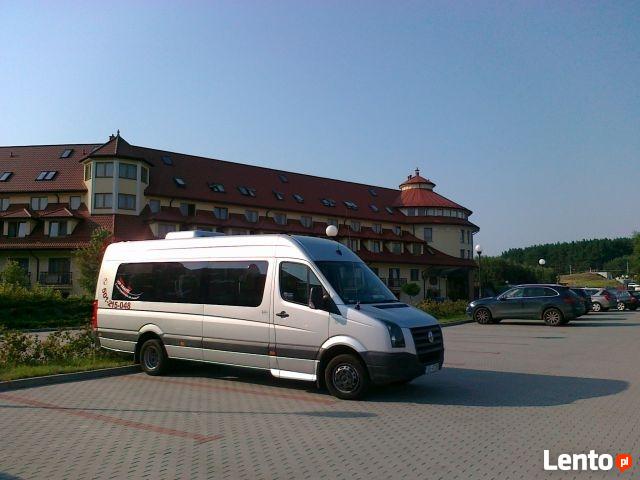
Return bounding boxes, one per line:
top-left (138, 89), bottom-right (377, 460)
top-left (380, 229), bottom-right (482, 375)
top-left (426, 363), bottom-right (440, 374)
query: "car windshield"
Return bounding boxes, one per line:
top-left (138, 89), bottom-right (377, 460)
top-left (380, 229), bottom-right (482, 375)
top-left (315, 261), bottom-right (398, 304)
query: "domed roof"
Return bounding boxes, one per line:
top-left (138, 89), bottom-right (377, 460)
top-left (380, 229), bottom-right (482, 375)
top-left (393, 168), bottom-right (468, 211)
top-left (399, 168), bottom-right (436, 190)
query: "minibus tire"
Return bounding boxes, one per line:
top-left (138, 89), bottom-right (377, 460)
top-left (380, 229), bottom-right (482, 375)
top-left (324, 354), bottom-right (369, 400)
top-left (139, 339), bottom-right (168, 376)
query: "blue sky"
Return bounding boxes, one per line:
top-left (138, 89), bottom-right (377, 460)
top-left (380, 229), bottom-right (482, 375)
top-left (1, 1), bottom-right (638, 255)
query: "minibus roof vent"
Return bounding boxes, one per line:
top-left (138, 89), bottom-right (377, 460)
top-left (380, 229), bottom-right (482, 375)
top-left (165, 230), bottom-right (225, 239)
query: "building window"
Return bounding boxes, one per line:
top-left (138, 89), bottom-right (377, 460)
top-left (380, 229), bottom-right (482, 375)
top-left (157, 223), bottom-right (176, 238)
top-left (209, 182), bottom-right (225, 193)
top-left (149, 200), bottom-right (160, 213)
top-left (350, 220), bottom-right (361, 232)
top-left (180, 203), bottom-right (196, 216)
top-left (412, 243), bottom-right (422, 255)
top-left (344, 201), bottom-right (358, 210)
top-left (273, 191), bottom-right (285, 201)
top-left (0, 172), bottom-right (13, 182)
top-left (467, 231), bottom-right (472, 244)
top-left (460, 229), bottom-right (465, 243)
top-left (141, 167), bottom-right (148, 183)
top-left (7, 221), bottom-right (27, 238)
top-left (371, 240), bottom-right (381, 253)
top-left (436, 208), bottom-right (443, 216)
top-left (95, 162), bottom-right (113, 178)
top-left (393, 225), bottom-right (402, 236)
top-left (94, 193), bottom-right (113, 209)
top-left (49, 221), bottom-right (68, 237)
top-left (118, 194), bottom-right (136, 210)
top-left (0, 198), bottom-right (9, 211)
top-left (174, 177), bottom-right (186, 187)
top-left (119, 163), bottom-right (137, 180)
top-left (372, 223), bottom-right (382, 234)
top-left (460, 249), bottom-right (465, 259)
top-left (278, 174), bottom-right (289, 183)
top-left (369, 204), bottom-right (379, 212)
top-left (300, 215), bottom-right (312, 228)
top-left (161, 155), bottom-right (173, 165)
top-left (213, 207), bottom-right (228, 220)
top-left (390, 242), bottom-right (402, 254)
top-left (327, 218), bottom-right (338, 227)
top-left (293, 194), bottom-right (304, 203)
top-left (273, 213), bottom-right (287, 225)
top-left (84, 164), bottom-right (92, 180)
top-left (30, 197), bottom-right (48, 211)
top-left (245, 210), bottom-right (258, 223)
top-left (347, 238), bottom-right (359, 251)
top-left (407, 208), bottom-right (416, 216)
top-left (321, 198), bottom-right (336, 207)
top-left (424, 227), bottom-right (433, 242)
top-left (36, 171), bottom-right (57, 181)
top-left (410, 269), bottom-right (419, 282)
top-left (427, 208), bottom-right (435, 216)
top-left (238, 186), bottom-right (256, 197)
top-left (468, 250), bottom-right (472, 259)
top-left (69, 196), bottom-right (81, 210)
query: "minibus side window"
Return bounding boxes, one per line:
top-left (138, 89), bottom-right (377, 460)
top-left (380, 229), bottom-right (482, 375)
top-left (203, 261), bottom-right (268, 307)
top-left (279, 262), bottom-right (321, 306)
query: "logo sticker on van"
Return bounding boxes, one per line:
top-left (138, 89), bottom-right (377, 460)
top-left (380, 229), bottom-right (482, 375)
top-left (114, 278), bottom-right (143, 300)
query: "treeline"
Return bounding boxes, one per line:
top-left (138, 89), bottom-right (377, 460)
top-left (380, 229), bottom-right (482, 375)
top-left (479, 257), bottom-right (556, 296)
top-left (500, 237), bottom-right (633, 274)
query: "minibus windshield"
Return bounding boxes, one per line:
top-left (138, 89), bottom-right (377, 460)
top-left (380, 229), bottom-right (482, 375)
top-left (315, 261), bottom-right (398, 304)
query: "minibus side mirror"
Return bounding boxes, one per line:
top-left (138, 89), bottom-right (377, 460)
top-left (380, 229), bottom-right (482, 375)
top-left (309, 286), bottom-right (325, 310)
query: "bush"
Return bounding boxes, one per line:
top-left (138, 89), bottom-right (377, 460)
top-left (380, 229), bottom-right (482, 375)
top-left (401, 282), bottom-right (421, 301)
top-left (416, 299), bottom-right (468, 319)
top-left (0, 326), bottom-right (101, 368)
top-left (1, 260), bottom-right (30, 287)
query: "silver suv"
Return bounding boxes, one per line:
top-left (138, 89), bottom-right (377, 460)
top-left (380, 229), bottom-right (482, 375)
top-left (583, 288), bottom-right (617, 312)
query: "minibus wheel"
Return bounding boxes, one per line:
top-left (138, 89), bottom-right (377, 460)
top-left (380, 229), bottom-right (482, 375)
top-left (140, 338), bottom-right (168, 375)
top-left (325, 354), bottom-right (369, 400)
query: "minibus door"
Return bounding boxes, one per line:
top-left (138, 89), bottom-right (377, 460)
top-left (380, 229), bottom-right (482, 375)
top-left (273, 261), bottom-right (330, 376)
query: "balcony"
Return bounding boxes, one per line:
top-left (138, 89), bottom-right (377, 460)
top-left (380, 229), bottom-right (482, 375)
top-left (383, 277), bottom-right (407, 289)
top-left (38, 272), bottom-right (72, 286)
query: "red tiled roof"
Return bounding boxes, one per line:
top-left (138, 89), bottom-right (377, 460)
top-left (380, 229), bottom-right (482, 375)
top-left (0, 144), bottom-right (99, 193)
top-left (392, 188), bottom-right (466, 210)
top-left (400, 174), bottom-right (435, 186)
top-left (0, 206), bottom-right (34, 219)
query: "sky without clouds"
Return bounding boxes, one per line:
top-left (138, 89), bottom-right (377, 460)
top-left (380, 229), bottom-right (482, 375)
top-left (0, 1), bottom-right (637, 255)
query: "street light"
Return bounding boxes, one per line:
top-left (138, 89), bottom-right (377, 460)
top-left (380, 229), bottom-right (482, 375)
top-left (475, 244), bottom-right (483, 298)
top-left (326, 225), bottom-right (338, 237)
top-left (539, 258), bottom-right (546, 266)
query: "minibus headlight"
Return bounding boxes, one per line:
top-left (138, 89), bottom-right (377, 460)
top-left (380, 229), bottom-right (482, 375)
top-left (382, 320), bottom-right (405, 348)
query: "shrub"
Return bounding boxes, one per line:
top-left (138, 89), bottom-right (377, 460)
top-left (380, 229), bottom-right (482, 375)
top-left (75, 227), bottom-right (112, 295)
top-left (0, 261), bottom-right (30, 287)
top-left (417, 299), bottom-right (468, 319)
top-left (401, 282), bottom-right (421, 302)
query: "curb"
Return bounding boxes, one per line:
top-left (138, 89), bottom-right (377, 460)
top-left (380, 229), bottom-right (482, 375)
top-left (441, 319), bottom-right (473, 328)
top-left (0, 365), bottom-right (139, 392)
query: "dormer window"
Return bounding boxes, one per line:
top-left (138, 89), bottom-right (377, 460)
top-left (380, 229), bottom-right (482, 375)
top-left (238, 186), bottom-right (256, 197)
top-left (162, 155), bottom-right (173, 165)
top-left (30, 197), bottom-right (48, 211)
top-left (69, 196), bottom-right (81, 210)
top-left (174, 177), bottom-right (186, 187)
top-left (369, 204), bottom-right (379, 212)
top-left (321, 198), bottom-right (336, 207)
top-left (278, 174), bottom-right (288, 183)
top-left (0, 198), bottom-right (9, 211)
top-left (293, 194), bottom-right (304, 203)
top-left (344, 201), bottom-right (358, 210)
top-left (49, 221), bottom-right (68, 237)
top-left (209, 182), bottom-right (225, 193)
top-left (0, 172), bottom-right (13, 182)
top-left (59, 149), bottom-right (73, 158)
top-left (385, 206), bottom-right (394, 214)
top-left (273, 190), bottom-right (285, 201)
top-left (368, 188), bottom-right (378, 197)
top-left (36, 171), bottom-right (58, 181)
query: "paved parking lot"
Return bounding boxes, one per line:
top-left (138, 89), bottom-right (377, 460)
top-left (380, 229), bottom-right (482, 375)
top-left (2, 310), bottom-right (639, 479)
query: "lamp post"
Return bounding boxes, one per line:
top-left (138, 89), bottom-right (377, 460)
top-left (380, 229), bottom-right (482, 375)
top-left (475, 244), bottom-right (483, 298)
top-left (539, 258), bottom-right (546, 267)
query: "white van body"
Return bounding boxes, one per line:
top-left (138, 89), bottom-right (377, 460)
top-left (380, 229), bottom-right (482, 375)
top-left (95, 233), bottom-right (444, 398)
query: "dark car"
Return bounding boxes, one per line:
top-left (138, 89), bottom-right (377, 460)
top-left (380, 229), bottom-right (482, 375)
top-left (570, 288), bottom-right (592, 313)
top-left (466, 284), bottom-right (586, 327)
top-left (614, 291), bottom-right (638, 311)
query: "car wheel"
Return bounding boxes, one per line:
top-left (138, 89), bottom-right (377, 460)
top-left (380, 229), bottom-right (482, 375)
top-left (617, 302), bottom-right (626, 311)
top-left (591, 302), bottom-right (602, 312)
top-left (543, 308), bottom-right (564, 327)
top-left (325, 354), bottom-right (369, 400)
top-left (474, 307), bottom-right (493, 325)
top-left (139, 338), bottom-right (168, 376)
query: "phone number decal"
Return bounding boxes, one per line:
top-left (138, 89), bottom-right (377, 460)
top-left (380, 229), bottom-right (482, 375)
top-left (101, 287), bottom-right (131, 310)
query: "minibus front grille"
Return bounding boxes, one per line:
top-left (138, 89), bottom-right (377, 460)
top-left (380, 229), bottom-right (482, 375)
top-left (410, 325), bottom-right (443, 364)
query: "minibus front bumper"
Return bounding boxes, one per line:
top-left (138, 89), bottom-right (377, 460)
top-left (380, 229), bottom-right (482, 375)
top-left (362, 351), bottom-right (444, 385)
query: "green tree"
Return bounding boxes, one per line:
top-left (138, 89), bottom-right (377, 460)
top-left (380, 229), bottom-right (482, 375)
top-left (0, 260), bottom-right (30, 287)
top-left (631, 233), bottom-right (640, 280)
top-left (401, 282), bottom-right (421, 302)
top-left (75, 228), bottom-right (112, 295)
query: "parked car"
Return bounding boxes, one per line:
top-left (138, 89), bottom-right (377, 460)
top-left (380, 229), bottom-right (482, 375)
top-left (95, 232), bottom-right (445, 400)
top-left (630, 291), bottom-right (640, 303)
top-left (584, 288), bottom-right (617, 312)
top-left (467, 284), bottom-right (586, 327)
top-left (613, 291), bottom-right (638, 311)
top-left (570, 288), bottom-right (592, 313)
